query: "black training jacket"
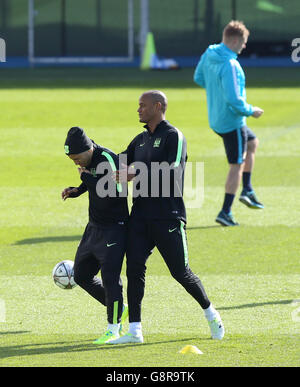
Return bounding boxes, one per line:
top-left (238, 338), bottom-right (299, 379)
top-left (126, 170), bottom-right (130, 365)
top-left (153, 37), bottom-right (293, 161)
top-left (122, 120), bottom-right (187, 222)
top-left (71, 143), bottom-right (129, 225)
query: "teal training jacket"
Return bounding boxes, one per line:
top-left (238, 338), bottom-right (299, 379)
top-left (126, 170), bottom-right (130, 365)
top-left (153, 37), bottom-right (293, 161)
top-left (193, 43), bottom-right (253, 134)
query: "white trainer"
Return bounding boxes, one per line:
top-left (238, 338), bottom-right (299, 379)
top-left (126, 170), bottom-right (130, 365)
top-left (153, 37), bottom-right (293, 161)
top-left (107, 332), bottom-right (144, 345)
top-left (208, 313), bottom-right (225, 340)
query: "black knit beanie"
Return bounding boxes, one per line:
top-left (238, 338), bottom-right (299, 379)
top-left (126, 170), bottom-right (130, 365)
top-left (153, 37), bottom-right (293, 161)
top-left (64, 127), bottom-right (93, 155)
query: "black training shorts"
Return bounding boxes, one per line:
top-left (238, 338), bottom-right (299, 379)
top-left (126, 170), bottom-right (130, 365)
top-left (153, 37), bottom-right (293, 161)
top-left (216, 126), bottom-right (256, 164)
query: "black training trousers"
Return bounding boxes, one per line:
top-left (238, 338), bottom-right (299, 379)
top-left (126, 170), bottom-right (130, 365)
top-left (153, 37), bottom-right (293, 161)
top-left (73, 221), bottom-right (126, 324)
top-left (126, 216), bottom-right (210, 322)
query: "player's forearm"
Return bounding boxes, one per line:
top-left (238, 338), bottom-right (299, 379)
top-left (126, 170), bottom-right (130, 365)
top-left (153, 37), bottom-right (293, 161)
top-left (228, 98), bottom-right (253, 117)
top-left (76, 182), bottom-right (88, 196)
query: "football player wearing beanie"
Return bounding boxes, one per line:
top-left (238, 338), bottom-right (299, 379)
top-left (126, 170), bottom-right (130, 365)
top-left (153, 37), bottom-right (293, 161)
top-left (62, 126), bottom-right (129, 344)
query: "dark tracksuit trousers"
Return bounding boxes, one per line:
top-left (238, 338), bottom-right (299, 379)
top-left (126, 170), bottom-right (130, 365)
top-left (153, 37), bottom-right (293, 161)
top-left (73, 221), bottom-right (126, 324)
top-left (126, 216), bottom-right (210, 322)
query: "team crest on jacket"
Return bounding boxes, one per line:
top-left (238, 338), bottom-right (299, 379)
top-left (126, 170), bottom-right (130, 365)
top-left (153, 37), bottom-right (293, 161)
top-left (153, 138), bottom-right (161, 148)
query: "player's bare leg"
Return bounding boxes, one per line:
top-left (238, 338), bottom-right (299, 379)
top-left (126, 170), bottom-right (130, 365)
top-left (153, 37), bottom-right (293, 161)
top-left (240, 138), bottom-right (264, 209)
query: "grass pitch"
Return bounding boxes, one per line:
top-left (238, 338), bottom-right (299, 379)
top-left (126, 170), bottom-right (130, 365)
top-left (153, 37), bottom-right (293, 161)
top-left (0, 67), bottom-right (299, 367)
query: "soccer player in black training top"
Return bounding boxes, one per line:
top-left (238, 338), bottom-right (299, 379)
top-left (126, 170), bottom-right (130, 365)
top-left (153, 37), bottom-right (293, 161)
top-left (62, 127), bottom-right (129, 344)
top-left (108, 90), bottom-right (225, 344)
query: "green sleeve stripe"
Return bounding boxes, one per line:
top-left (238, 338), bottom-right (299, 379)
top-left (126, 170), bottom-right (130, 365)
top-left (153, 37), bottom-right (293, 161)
top-left (180, 220), bottom-right (189, 266)
top-left (174, 128), bottom-right (183, 168)
top-left (101, 151), bottom-right (122, 193)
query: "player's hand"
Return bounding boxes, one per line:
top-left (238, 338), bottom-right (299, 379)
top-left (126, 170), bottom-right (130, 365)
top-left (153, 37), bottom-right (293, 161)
top-left (113, 163), bottom-right (136, 183)
top-left (252, 107), bottom-right (264, 118)
top-left (61, 187), bottom-right (78, 201)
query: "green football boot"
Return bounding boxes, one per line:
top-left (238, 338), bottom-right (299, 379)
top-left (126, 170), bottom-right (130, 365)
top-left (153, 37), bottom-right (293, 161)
top-left (93, 330), bottom-right (119, 345)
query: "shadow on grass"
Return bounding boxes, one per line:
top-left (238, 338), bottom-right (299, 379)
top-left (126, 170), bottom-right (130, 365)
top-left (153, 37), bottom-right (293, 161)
top-left (0, 331), bottom-right (31, 335)
top-left (0, 339), bottom-right (94, 360)
top-left (13, 227), bottom-right (221, 244)
top-left (13, 236), bottom-right (82, 245)
top-left (187, 225), bottom-right (220, 230)
top-left (219, 299), bottom-right (293, 311)
top-left (0, 336), bottom-right (202, 360)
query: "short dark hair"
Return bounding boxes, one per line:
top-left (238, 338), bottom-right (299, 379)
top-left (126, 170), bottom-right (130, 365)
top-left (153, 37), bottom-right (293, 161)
top-left (143, 90), bottom-right (168, 113)
top-left (223, 20), bottom-right (250, 40)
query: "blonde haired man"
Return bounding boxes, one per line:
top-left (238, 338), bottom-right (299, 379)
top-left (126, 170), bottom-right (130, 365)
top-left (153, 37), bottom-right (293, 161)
top-left (194, 21), bottom-right (264, 226)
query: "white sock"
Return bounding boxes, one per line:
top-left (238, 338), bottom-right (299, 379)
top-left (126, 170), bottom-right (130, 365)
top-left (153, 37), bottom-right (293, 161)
top-left (128, 322), bottom-right (142, 336)
top-left (107, 323), bottom-right (120, 336)
top-left (204, 304), bottom-right (218, 321)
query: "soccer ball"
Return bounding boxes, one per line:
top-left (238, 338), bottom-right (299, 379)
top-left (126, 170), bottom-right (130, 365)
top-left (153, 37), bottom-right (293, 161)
top-left (52, 260), bottom-right (77, 289)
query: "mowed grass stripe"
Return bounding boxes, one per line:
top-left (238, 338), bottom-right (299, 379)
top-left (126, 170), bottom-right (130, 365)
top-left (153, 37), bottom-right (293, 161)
top-left (1, 187), bottom-right (300, 227)
top-left (0, 274), bottom-right (299, 367)
top-left (0, 274), bottom-right (299, 335)
top-left (0, 332), bottom-right (298, 367)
